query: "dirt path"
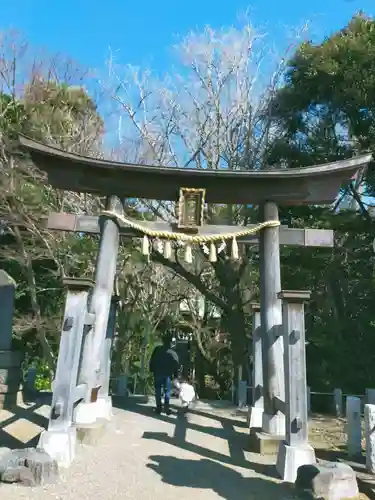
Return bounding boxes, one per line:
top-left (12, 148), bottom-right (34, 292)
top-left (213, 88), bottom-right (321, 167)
top-left (1, 397), bottom-right (296, 500)
top-left (1, 398), bottom-right (373, 499)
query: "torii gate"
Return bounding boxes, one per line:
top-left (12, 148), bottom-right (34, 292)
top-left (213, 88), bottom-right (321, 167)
top-left (19, 135), bottom-right (371, 478)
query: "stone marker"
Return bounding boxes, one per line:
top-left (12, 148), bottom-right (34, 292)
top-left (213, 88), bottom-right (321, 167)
top-left (295, 462), bottom-right (359, 500)
top-left (0, 270), bottom-right (16, 351)
top-left (0, 270), bottom-right (23, 409)
top-left (334, 388), bottom-right (343, 417)
top-left (238, 380), bottom-right (247, 409)
top-left (346, 396), bottom-right (362, 457)
top-left (26, 366), bottom-right (37, 393)
top-left (0, 447), bottom-right (58, 486)
top-left (366, 388), bottom-right (375, 405)
top-left (365, 404), bottom-right (375, 474)
top-left (117, 374), bottom-right (128, 397)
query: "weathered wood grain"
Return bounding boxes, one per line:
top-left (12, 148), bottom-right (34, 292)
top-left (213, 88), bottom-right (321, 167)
top-left (259, 202), bottom-right (285, 436)
top-left (278, 290), bottom-right (311, 446)
top-left (77, 196), bottom-right (122, 408)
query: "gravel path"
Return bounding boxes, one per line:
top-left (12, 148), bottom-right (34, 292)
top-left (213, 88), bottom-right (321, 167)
top-left (1, 397), bottom-right (296, 500)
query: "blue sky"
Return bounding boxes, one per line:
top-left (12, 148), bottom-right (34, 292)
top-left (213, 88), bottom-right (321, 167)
top-left (1, 0), bottom-right (374, 74)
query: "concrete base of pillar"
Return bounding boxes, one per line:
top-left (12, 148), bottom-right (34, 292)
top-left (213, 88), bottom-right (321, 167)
top-left (248, 430), bottom-right (284, 455)
top-left (94, 396), bottom-right (113, 420)
top-left (262, 411), bottom-right (285, 436)
top-left (276, 440), bottom-right (316, 483)
top-left (38, 427), bottom-right (77, 468)
top-left (76, 419), bottom-right (108, 446)
top-left (248, 406), bottom-right (263, 430)
top-left (73, 396), bottom-right (112, 425)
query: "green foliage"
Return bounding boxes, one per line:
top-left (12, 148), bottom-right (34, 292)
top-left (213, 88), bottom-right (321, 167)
top-left (34, 361), bottom-right (53, 391)
top-left (269, 13), bottom-right (375, 394)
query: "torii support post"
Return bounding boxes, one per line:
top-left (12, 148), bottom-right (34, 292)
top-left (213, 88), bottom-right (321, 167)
top-left (276, 290), bottom-right (316, 483)
top-left (259, 202), bottom-right (285, 437)
top-left (248, 303), bottom-right (263, 431)
top-left (39, 277), bottom-right (94, 467)
top-left (74, 195), bottom-right (122, 428)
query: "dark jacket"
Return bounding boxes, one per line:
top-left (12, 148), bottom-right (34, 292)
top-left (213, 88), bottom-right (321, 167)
top-left (149, 345), bottom-right (179, 378)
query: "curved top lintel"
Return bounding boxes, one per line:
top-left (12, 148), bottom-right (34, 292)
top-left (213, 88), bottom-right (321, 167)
top-left (18, 135), bottom-right (373, 205)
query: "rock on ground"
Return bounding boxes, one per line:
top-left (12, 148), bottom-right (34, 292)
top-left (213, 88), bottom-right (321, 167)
top-left (0, 447), bottom-right (58, 486)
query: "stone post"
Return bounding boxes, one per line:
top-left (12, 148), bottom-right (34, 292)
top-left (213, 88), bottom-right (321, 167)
top-left (26, 366), bottom-right (37, 393)
top-left (117, 375), bottom-right (128, 397)
top-left (75, 196), bottom-right (122, 425)
top-left (259, 202), bottom-right (285, 438)
top-left (346, 396), bottom-right (362, 458)
top-left (366, 388), bottom-right (375, 405)
top-left (365, 404), bottom-right (375, 474)
top-left (238, 380), bottom-right (247, 409)
top-left (276, 290), bottom-right (316, 483)
top-left (236, 365), bottom-right (247, 408)
top-left (334, 388), bottom-right (343, 417)
top-left (0, 270), bottom-right (22, 409)
top-left (249, 303), bottom-right (264, 431)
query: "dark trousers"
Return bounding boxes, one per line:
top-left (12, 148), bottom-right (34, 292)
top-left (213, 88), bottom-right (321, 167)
top-left (154, 375), bottom-right (171, 409)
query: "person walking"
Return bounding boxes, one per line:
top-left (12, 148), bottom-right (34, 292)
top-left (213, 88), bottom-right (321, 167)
top-left (149, 335), bottom-right (180, 415)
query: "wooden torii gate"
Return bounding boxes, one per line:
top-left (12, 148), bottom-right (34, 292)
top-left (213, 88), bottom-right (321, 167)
top-left (18, 135), bottom-right (371, 477)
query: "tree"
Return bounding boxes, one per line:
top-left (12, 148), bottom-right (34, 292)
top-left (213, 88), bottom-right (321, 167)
top-left (106, 21), bottom-right (302, 385)
top-left (267, 12), bottom-right (375, 393)
top-left (0, 32), bottom-right (105, 372)
top-left (270, 13), bottom-right (375, 199)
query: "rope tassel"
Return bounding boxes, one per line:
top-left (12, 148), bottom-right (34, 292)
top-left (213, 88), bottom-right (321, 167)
top-left (231, 237), bottom-right (239, 260)
top-left (209, 242), bottom-right (217, 262)
top-left (184, 243), bottom-right (193, 264)
top-left (156, 239), bottom-right (164, 254)
top-left (164, 239), bottom-right (172, 259)
top-left (142, 235), bottom-right (149, 256)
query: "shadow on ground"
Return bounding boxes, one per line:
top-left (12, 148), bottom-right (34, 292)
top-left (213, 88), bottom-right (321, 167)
top-left (147, 454), bottom-right (294, 500)
top-left (113, 397), bottom-right (295, 498)
top-left (0, 391), bottom-right (50, 449)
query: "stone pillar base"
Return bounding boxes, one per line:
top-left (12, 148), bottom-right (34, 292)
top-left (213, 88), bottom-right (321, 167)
top-left (38, 427), bottom-right (77, 468)
top-left (73, 396), bottom-right (112, 426)
top-left (262, 410), bottom-right (285, 436)
top-left (276, 441), bottom-right (316, 483)
top-left (248, 430), bottom-right (284, 455)
top-left (76, 420), bottom-right (108, 446)
top-left (248, 406), bottom-right (263, 430)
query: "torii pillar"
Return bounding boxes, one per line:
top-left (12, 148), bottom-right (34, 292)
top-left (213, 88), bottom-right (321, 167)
top-left (257, 201), bottom-right (285, 450)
